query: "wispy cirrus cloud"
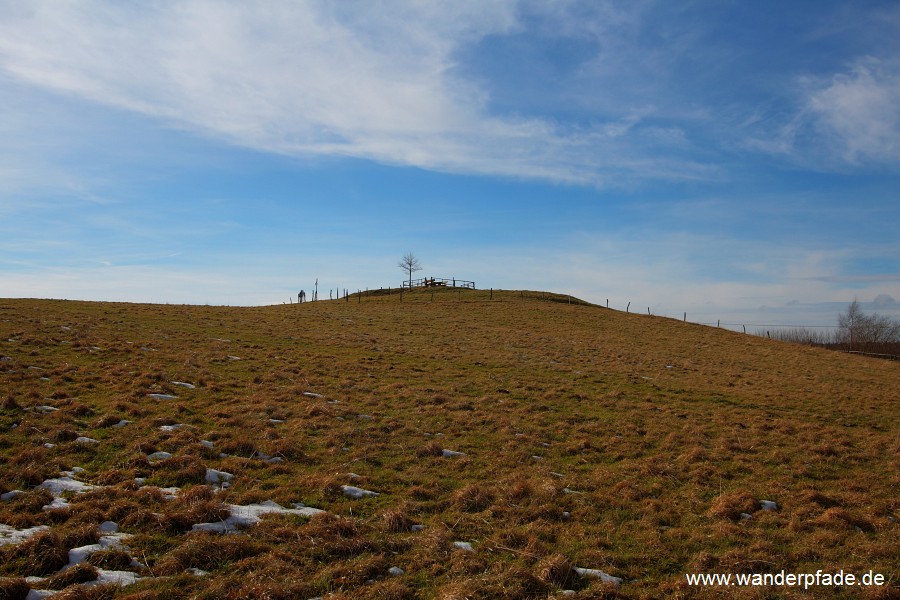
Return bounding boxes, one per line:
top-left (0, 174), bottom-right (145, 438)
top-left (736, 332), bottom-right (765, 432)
top-left (0, 1), bottom-right (716, 188)
top-left (807, 57), bottom-right (900, 165)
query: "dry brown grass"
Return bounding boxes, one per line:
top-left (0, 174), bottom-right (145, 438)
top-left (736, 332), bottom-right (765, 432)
top-left (0, 294), bottom-right (897, 598)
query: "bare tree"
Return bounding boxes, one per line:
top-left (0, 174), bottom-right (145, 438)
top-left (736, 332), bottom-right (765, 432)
top-left (398, 252), bottom-right (422, 288)
top-left (837, 299), bottom-right (900, 350)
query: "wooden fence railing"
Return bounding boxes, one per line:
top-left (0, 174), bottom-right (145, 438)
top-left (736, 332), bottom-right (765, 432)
top-left (401, 277), bottom-right (475, 289)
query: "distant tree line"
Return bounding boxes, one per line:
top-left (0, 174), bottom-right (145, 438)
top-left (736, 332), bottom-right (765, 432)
top-left (765, 300), bottom-right (900, 357)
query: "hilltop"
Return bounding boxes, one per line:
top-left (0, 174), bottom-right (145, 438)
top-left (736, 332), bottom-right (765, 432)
top-left (0, 294), bottom-right (897, 598)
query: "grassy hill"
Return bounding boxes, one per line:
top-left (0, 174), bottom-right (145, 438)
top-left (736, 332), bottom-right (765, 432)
top-left (0, 293), bottom-right (897, 598)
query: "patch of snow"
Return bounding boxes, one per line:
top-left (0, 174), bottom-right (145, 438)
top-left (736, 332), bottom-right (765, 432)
top-left (159, 424), bottom-right (184, 432)
top-left (550, 472), bottom-right (565, 478)
top-left (574, 567), bottom-right (622, 585)
top-left (43, 497), bottom-right (70, 511)
top-left (158, 487), bottom-right (180, 500)
top-left (200, 440), bottom-right (214, 449)
top-left (357, 414), bottom-right (373, 420)
top-left (268, 419), bottom-right (284, 424)
top-left (193, 500), bottom-right (325, 533)
top-left (1, 490), bottom-right (26, 501)
top-left (42, 443), bottom-right (55, 448)
top-left (147, 451), bottom-right (173, 462)
top-left (410, 524), bottom-right (425, 532)
top-left (32, 405), bottom-right (59, 413)
top-left (112, 420), bottom-right (132, 427)
top-left (205, 468), bottom-right (234, 485)
top-left (740, 512), bottom-right (753, 520)
top-left (67, 532), bottom-right (132, 567)
top-left (91, 569), bottom-right (142, 586)
top-left (453, 541), bottom-right (474, 552)
top-left (760, 500), bottom-right (778, 511)
top-left (0, 524), bottom-right (50, 545)
top-left (388, 566), bottom-right (405, 576)
top-left (187, 567), bottom-right (209, 576)
top-left (227, 355), bottom-right (241, 361)
top-left (303, 391), bottom-right (323, 398)
top-left (171, 381), bottom-right (195, 388)
top-left (75, 436), bottom-right (99, 444)
top-left (99, 521), bottom-right (118, 533)
top-left (38, 475), bottom-right (96, 497)
top-left (341, 485), bottom-right (379, 499)
top-left (148, 393), bottom-right (177, 400)
top-left (25, 590), bottom-right (55, 600)
top-left (441, 449), bottom-right (465, 457)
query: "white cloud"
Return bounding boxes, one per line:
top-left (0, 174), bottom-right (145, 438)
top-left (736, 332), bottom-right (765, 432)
top-left (808, 58), bottom-right (900, 164)
top-left (0, 0), bottom-right (711, 187)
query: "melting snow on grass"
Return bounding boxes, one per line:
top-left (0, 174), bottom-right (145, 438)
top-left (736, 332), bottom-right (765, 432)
top-left (66, 522), bottom-right (132, 567)
top-left (0, 524), bottom-right (50, 546)
top-left (341, 485), bottom-right (379, 499)
top-left (193, 501), bottom-right (324, 534)
top-left (205, 468), bottom-right (234, 486)
top-left (574, 567), bottom-right (622, 585)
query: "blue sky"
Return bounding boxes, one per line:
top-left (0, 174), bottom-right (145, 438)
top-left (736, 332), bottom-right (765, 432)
top-left (1, 1), bottom-right (898, 327)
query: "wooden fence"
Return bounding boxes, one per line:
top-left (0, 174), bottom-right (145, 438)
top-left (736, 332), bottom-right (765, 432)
top-left (400, 277), bottom-right (475, 289)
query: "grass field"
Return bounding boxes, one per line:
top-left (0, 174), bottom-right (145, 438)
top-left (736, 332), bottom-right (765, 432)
top-left (0, 290), bottom-right (897, 599)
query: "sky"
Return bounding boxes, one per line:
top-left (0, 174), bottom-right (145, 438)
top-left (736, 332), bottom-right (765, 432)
top-left (1, 0), bottom-right (899, 328)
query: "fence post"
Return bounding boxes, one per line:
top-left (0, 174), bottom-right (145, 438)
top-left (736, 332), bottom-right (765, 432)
top-left (683, 312), bottom-right (686, 322)
top-left (717, 320), bottom-right (720, 328)
top-left (626, 302), bottom-right (630, 313)
top-left (490, 288), bottom-right (493, 300)
top-left (647, 307), bottom-right (650, 315)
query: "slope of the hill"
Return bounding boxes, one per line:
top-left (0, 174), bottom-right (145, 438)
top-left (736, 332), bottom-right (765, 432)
top-left (0, 295), bottom-right (896, 599)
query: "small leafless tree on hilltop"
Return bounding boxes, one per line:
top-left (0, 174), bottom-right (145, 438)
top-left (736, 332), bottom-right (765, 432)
top-left (398, 252), bottom-right (422, 288)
